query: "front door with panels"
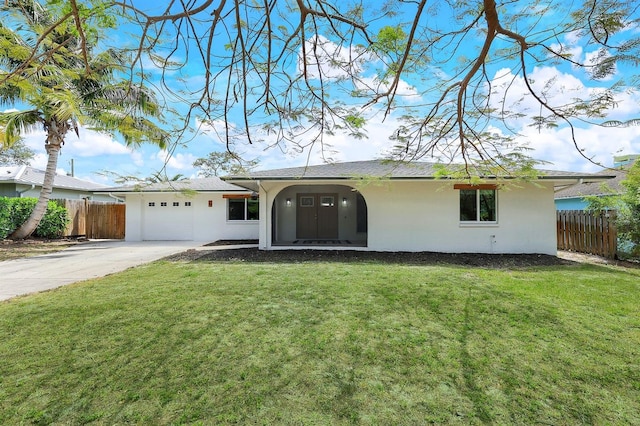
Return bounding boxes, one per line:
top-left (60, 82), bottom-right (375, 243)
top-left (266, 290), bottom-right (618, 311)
top-left (296, 193), bottom-right (339, 240)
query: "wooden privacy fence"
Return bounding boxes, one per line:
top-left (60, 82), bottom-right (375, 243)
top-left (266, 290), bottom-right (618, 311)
top-left (557, 210), bottom-right (617, 259)
top-left (53, 199), bottom-right (125, 239)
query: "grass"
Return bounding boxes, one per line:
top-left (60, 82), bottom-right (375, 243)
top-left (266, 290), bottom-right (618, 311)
top-left (0, 259), bottom-right (639, 425)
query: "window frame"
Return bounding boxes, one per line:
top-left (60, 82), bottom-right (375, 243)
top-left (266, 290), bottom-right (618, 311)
top-left (226, 197), bottom-right (259, 221)
top-left (455, 184), bottom-right (498, 225)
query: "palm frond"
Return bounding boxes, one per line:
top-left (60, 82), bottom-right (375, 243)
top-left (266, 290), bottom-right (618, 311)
top-left (1, 1), bottom-right (168, 151)
top-left (0, 110), bottom-right (42, 145)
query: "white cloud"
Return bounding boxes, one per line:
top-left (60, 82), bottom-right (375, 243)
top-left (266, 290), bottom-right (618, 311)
top-left (155, 150), bottom-right (198, 171)
top-left (130, 151), bottom-right (145, 167)
top-left (486, 65), bottom-right (640, 171)
top-left (20, 127), bottom-right (132, 157)
top-left (584, 48), bottom-right (617, 81)
top-left (491, 66), bottom-right (589, 118)
top-left (522, 124), bottom-right (640, 172)
top-left (196, 118), bottom-right (231, 145)
top-left (490, 66), bottom-right (640, 127)
top-left (356, 76), bottom-right (421, 102)
top-left (548, 31), bottom-right (583, 64)
top-left (30, 153), bottom-right (48, 170)
top-left (299, 35), bottom-right (368, 80)
top-left (549, 42), bottom-right (583, 65)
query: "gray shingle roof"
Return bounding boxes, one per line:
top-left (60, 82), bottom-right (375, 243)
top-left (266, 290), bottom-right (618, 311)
top-left (95, 177), bottom-right (248, 193)
top-left (554, 168), bottom-right (628, 199)
top-left (224, 160), bottom-right (614, 181)
top-left (0, 165), bottom-right (107, 190)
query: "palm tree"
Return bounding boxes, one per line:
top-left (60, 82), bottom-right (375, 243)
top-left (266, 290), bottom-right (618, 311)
top-left (0, 1), bottom-right (169, 239)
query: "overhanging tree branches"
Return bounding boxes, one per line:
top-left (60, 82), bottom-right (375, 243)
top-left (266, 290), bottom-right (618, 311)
top-left (2, 0), bottom-right (639, 174)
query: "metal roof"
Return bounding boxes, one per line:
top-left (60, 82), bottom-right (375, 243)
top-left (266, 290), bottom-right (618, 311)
top-left (0, 165), bottom-right (108, 191)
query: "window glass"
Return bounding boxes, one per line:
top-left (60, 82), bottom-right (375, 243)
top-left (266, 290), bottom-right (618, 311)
top-left (320, 196), bottom-right (334, 207)
top-left (459, 189), bottom-right (496, 222)
top-left (479, 190), bottom-right (496, 221)
top-left (459, 190), bottom-right (477, 221)
top-left (228, 199), bottom-right (245, 220)
top-left (228, 198), bottom-right (260, 221)
top-left (300, 196), bottom-right (314, 207)
top-left (247, 199), bottom-right (259, 220)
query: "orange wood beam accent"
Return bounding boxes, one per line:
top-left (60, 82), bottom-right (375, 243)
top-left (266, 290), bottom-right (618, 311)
top-left (222, 194), bottom-right (252, 199)
top-left (453, 184), bottom-right (498, 190)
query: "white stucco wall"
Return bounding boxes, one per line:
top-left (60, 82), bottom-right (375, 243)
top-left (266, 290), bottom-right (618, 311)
top-left (258, 179), bottom-right (557, 255)
top-left (123, 192), bottom-right (258, 242)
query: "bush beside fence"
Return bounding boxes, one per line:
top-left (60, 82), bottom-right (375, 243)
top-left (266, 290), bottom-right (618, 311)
top-left (0, 197), bottom-right (70, 239)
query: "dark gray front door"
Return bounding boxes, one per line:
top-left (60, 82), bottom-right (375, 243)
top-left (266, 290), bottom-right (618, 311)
top-left (296, 193), bottom-right (338, 239)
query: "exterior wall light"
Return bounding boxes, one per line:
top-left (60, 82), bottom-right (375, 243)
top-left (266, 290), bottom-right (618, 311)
top-left (286, 198), bottom-right (292, 206)
top-left (342, 197), bottom-right (348, 206)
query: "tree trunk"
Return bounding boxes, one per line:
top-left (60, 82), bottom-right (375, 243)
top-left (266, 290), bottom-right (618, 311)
top-left (9, 124), bottom-right (65, 240)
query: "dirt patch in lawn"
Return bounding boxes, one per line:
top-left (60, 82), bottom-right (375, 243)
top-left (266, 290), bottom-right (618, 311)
top-left (0, 238), bottom-right (87, 261)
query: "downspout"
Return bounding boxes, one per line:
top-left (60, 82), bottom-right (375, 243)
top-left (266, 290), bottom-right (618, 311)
top-left (16, 184), bottom-right (35, 198)
top-left (108, 192), bottom-right (125, 203)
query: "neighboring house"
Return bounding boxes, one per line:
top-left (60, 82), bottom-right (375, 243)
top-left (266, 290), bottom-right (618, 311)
top-left (0, 165), bottom-right (112, 201)
top-left (554, 155), bottom-right (637, 210)
top-left (554, 169), bottom-right (627, 210)
top-left (224, 160), bottom-right (613, 255)
top-left (94, 177), bottom-right (259, 242)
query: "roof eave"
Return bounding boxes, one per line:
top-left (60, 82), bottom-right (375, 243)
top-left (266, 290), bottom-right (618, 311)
top-left (225, 175), bottom-right (617, 183)
top-left (93, 188), bottom-right (250, 194)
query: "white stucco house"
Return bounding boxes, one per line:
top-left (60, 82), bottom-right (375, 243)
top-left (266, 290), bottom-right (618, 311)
top-left (94, 177), bottom-right (259, 242)
top-left (224, 160), bottom-right (614, 255)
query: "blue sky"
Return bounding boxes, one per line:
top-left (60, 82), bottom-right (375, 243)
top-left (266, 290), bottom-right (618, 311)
top-left (10, 1), bottom-right (640, 185)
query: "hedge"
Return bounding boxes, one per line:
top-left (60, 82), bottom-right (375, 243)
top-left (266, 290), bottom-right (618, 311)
top-left (0, 197), bottom-right (70, 239)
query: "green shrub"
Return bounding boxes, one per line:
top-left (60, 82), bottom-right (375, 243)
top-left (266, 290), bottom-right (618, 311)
top-left (35, 202), bottom-right (69, 238)
top-left (0, 197), bottom-right (69, 239)
top-left (0, 197), bottom-right (11, 239)
top-left (7, 197), bottom-right (37, 232)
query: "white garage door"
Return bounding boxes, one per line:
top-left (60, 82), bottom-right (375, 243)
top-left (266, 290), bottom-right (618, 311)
top-left (142, 199), bottom-right (194, 240)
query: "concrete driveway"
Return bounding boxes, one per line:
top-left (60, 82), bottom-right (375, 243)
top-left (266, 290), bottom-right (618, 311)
top-left (0, 240), bottom-right (204, 302)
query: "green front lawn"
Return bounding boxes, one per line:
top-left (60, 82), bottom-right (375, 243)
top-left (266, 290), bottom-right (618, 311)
top-left (1, 260), bottom-right (638, 424)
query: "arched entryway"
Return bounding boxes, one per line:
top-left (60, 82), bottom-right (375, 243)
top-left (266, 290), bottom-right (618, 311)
top-left (271, 184), bottom-right (367, 247)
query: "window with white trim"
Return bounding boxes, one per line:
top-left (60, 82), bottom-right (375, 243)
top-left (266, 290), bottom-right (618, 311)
top-left (227, 198), bottom-right (259, 221)
top-left (459, 188), bottom-right (497, 222)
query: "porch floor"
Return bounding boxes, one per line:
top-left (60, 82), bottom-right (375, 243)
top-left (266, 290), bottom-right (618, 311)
top-left (273, 240), bottom-right (367, 247)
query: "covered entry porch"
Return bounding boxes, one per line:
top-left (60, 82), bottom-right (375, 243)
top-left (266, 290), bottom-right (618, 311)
top-left (270, 184), bottom-right (368, 248)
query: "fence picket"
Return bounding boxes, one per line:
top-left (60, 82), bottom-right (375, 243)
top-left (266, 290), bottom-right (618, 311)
top-left (53, 199), bottom-right (125, 239)
top-left (556, 210), bottom-right (617, 259)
